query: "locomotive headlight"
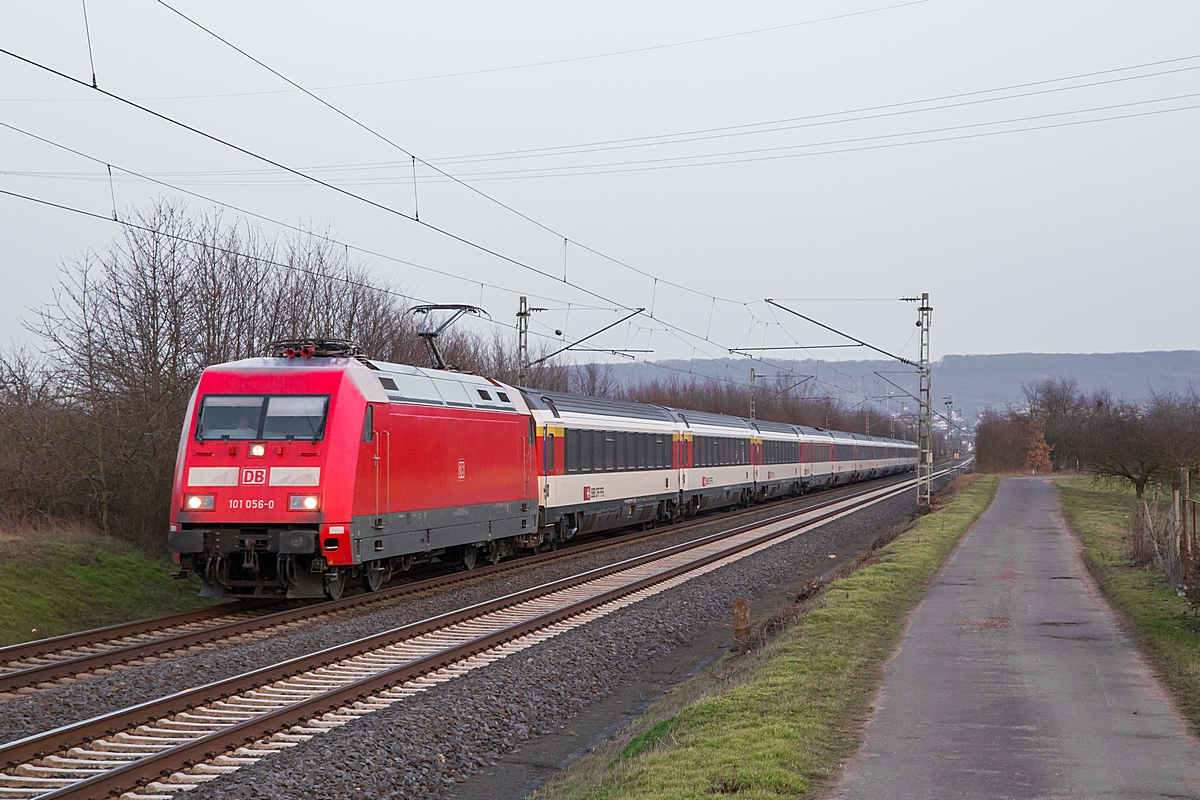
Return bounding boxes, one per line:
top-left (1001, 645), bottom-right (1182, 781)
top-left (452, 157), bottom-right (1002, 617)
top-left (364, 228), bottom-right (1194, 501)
top-left (249, 443), bottom-right (266, 457)
top-left (288, 494), bottom-right (320, 511)
top-left (184, 494), bottom-right (215, 511)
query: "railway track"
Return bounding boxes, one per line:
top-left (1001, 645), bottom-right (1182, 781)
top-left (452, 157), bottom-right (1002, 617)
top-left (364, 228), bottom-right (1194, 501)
top-left (0, 464), bottom-right (966, 800)
top-left (0, 471), bottom-right (934, 696)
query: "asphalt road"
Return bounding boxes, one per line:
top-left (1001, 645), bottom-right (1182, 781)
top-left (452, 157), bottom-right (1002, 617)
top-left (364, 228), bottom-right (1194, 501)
top-left (833, 477), bottom-right (1200, 800)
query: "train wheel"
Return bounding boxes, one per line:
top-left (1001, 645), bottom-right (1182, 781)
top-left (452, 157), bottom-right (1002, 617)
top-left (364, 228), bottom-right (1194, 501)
top-left (324, 568), bottom-right (347, 601)
top-left (461, 546), bottom-right (478, 571)
top-left (362, 563), bottom-right (386, 593)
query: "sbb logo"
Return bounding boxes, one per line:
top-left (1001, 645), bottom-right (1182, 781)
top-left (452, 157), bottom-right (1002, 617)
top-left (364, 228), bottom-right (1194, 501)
top-left (241, 468), bottom-right (267, 486)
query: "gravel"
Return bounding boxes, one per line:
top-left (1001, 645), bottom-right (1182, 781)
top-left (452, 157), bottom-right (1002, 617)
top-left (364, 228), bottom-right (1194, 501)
top-left (0, 483), bottom-right (912, 746)
top-left (179, 490), bottom-right (920, 800)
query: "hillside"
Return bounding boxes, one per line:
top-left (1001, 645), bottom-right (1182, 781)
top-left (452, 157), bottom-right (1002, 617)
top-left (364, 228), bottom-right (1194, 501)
top-left (584, 351), bottom-right (1200, 423)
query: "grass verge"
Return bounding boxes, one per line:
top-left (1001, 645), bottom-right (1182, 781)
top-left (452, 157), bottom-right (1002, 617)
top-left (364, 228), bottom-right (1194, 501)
top-left (0, 526), bottom-right (214, 646)
top-left (534, 474), bottom-right (999, 800)
top-left (1056, 477), bottom-right (1200, 729)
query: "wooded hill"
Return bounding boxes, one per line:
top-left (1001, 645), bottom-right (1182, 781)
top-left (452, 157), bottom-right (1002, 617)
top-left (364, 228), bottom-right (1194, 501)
top-left (590, 351), bottom-right (1200, 422)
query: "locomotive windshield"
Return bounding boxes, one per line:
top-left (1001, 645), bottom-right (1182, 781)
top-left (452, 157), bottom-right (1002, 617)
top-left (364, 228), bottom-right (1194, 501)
top-left (197, 395), bottom-right (329, 441)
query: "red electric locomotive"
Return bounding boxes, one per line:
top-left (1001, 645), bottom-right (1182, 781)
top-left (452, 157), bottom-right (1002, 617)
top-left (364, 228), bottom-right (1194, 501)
top-left (169, 341), bottom-right (537, 599)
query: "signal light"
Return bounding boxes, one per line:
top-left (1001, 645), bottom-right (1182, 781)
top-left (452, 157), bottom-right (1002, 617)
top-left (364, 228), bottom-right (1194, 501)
top-left (288, 494), bottom-right (320, 511)
top-left (249, 443), bottom-right (266, 457)
top-left (184, 494), bottom-right (215, 511)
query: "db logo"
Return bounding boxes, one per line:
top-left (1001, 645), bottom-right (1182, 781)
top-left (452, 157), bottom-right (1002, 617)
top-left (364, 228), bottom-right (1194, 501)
top-left (583, 486), bottom-right (590, 501)
top-left (457, 460), bottom-right (466, 481)
top-left (241, 468), bottom-right (267, 485)
top-left (701, 476), bottom-right (712, 487)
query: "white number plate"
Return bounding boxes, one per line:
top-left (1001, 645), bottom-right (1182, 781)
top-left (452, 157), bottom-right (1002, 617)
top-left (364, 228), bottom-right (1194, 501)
top-left (228, 499), bottom-right (276, 510)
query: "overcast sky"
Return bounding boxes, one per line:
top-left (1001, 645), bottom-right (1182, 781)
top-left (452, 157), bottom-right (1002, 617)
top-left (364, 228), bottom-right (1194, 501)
top-left (2, 1), bottom-right (1198, 373)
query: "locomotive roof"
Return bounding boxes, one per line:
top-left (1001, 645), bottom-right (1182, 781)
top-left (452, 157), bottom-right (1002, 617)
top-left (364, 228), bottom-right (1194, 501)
top-left (363, 359), bottom-right (521, 412)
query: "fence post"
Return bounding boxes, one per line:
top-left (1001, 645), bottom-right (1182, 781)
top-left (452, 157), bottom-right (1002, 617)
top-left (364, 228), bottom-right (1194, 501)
top-left (1183, 467), bottom-right (1192, 588)
top-left (733, 597), bottom-right (750, 652)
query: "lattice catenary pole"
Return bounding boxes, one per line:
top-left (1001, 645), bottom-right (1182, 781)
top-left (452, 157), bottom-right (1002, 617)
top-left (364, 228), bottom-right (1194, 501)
top-left (917, 292), bottom-right (933, 508)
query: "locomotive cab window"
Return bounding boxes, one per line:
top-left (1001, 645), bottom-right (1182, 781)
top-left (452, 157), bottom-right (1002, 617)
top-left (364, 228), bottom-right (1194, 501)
top-left (197, 395), bottom-right (329, 441)
top-left (477, 389), bottom-right (493, 401)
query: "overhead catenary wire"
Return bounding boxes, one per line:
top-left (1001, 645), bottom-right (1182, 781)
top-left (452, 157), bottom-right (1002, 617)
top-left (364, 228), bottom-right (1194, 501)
top-left (44, 91), bottom-right (1200, 189)
top-left (0, 119), bottom-right (618, 314)
top-left (152, 0), bottom-right (751, 312)
top-left (0, 43), bottom-right (637, 315)
top-left (7, 0), bottom-right (927, 103)
top-left (767, 299), bottom-right (917, 367)
top-left (427, 56), bottom-right (1200, 166)
top-left (51, 50), bottom-right (1196, 178)
top-left (0, 180), bottom-right (780, 399)
top-left (0, 41), bottom-right (764, 352)
top-left (80, 0), bottom-right (98, 89)
top-left (0, 184), bottom-right (594, 355)
top-left (387, 91), bottom-right (1200, 181)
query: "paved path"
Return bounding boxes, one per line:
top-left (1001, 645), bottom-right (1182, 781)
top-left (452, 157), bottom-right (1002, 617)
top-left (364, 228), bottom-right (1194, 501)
top-left (834, 477), bottom-right (1200, 800)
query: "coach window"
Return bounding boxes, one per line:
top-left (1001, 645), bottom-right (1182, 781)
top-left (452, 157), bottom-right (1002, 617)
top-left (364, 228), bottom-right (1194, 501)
top-left (593, 430), bottom-right (605, 472)
top-left (626, 433), bottom-right (637, 470)
top-left (579, 430), bottom-right (592, 473)
top-left (604, 431), bottom-right (615, 472)
top-left (545, 432), bottom-right (555, 472)
top-left (361, 405), bottom-right (374, 442)
top-left (565, 430), bottom-right (577, 473)
top-left (615, 432), bottom-right (626, 470)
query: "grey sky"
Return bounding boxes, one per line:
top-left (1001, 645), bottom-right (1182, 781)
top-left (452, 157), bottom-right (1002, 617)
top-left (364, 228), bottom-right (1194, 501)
top-left (2, 1), bottom-right (1198, 371)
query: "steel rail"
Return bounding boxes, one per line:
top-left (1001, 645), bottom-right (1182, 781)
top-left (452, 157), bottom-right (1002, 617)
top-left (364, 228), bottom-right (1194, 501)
top-left (0, 606), bottom-right (260, 666)
top-left (2, 470), bottom-right (955, 786)
top-left (0, 471), bottom-right (924, 693)
top-left (30, 474), bottom-right (936, 800)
